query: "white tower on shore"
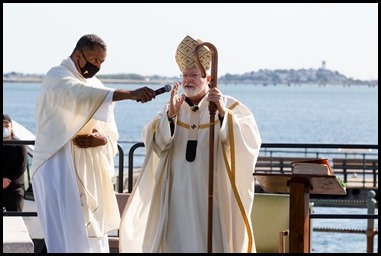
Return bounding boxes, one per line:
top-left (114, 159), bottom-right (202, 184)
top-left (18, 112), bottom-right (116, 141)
top-left (321, 60), bottom-right (326, 70)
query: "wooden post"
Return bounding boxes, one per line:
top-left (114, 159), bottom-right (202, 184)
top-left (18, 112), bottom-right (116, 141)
top-left (288, 179), bottom-right (310, 253)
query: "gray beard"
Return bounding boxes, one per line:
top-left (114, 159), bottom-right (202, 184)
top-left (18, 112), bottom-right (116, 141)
top-left (183, 86), bottom-right (203, 98)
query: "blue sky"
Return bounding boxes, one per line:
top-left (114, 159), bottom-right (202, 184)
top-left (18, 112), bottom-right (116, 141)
top-left (3, 3), bottom-right (378, 80)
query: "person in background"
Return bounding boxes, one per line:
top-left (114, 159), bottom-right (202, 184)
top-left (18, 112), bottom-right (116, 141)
top-left (3, 114), bottom-right (27, 212)
top-left (119, 35), bottom-right (262, 253)
top-left (30, 34), bottom-right (156, 253)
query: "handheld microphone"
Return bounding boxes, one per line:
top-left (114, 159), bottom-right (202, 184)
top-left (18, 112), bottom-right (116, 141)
top-left (154, 84), bottom-right (172, 96)
top-left (137, 84), bottom-right (172, 102)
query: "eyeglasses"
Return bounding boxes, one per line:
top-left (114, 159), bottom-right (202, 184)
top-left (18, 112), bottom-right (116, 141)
top-left (181, 73), bottom-right (202, 80)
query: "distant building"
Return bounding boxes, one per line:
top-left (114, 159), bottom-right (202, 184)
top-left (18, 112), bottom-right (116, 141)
top-left (321, 60), bottom-right (326, 70)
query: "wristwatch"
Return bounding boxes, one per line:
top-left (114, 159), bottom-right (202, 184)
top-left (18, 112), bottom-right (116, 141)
top-left (167, 112), bottom-right (176, 122)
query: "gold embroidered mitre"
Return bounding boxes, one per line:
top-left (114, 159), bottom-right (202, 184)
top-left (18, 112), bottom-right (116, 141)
top-left (175, 35), bottom-right (212, 71)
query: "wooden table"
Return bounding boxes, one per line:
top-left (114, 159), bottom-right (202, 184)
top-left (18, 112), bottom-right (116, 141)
top-left (253, 173), bottom-right (346, 253)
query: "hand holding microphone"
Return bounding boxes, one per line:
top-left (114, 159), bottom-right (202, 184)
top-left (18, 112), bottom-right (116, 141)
top-left (137, 84), bottom-right (172, 102)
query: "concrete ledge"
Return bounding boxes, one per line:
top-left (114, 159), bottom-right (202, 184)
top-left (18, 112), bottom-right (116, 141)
top-left (3, 216), bottom-right (34, 253)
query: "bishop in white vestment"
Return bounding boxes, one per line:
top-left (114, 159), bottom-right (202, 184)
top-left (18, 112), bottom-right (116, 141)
top-left (119, 35), bottom-right (262, 253)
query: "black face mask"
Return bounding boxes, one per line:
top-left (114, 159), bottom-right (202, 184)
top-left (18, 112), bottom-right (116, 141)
top-left (78, 50), bottom-right (100, 78)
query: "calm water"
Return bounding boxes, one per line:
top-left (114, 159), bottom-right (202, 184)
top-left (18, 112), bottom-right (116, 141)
top-left (3, 82), bottom-right (378, 253)
top-left (3, 82), bottom-right (378, 145)
top-left (311, 206), bottom-right (378, 253)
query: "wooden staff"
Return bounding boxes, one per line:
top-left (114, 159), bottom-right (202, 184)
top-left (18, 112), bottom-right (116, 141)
top-left (195, 42), bottom-right (218, 253)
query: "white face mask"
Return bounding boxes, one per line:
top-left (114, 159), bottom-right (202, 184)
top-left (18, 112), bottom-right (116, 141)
top-left (3, 127), bottom-right (11, 138)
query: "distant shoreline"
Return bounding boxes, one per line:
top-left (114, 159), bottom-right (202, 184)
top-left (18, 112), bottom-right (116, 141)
top-left (3, 77), bottom-right (170, 85)
top-left (3, 77), bottom-right (43, 83)
top-left (4, 67), bottom-right (378, 86)
top-left (3, 77), bottom-right (377, 87)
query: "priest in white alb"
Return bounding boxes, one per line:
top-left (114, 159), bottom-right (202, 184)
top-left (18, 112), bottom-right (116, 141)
top-left (31, 34), bottom-right (155, 253)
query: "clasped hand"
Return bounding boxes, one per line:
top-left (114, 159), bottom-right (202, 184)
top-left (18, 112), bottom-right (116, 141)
top-left (72, 128), bottom-right (107, 148)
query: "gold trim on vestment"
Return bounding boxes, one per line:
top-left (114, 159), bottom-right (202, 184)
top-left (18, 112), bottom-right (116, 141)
top-left (221, 108), bottom-right (253, 253)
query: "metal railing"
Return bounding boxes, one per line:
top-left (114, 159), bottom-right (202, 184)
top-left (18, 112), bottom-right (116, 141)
top-left (3, 140), bottom-right (378, 194)
top-left (3, 140), bottom-right (379, 253)
top-left (123, 142), bottom-right (378, 193)
top-left (310, 190), bottom-right (378, 253)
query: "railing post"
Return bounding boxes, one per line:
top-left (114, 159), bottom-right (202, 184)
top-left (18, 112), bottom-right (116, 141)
top-left (362, 155), bottom-right (366, 187)
top-left (366, 190), bottom-right (376, 253)
top-left (343, 159), bottom-right (348, 183)
top-left (372, 163), bottom-right (377, 187)
top-left (117, 144), bottom-right (124, 193)
top-left (128, 142), bottom-right (145, 193)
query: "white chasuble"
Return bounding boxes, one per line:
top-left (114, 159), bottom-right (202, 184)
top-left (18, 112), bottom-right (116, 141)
top-left (120, 94), bottom-right (262, 253)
